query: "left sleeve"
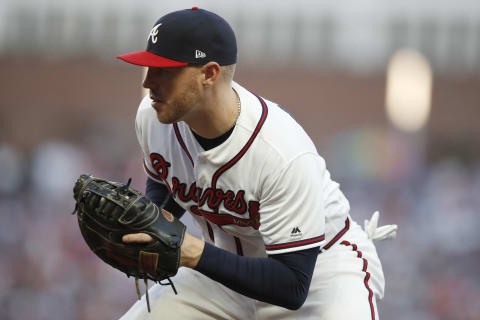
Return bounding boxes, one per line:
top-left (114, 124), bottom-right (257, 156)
top-left (195, 244), bottom-right (319, 310)
top-left (146, 177), bottom-right (186, 219)
top-left (260, 153), bottom-right (327, 255)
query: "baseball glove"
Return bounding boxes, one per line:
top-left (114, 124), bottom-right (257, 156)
top-left (72, 174), bottom-right (186, 312)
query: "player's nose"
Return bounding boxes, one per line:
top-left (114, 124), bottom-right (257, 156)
top-left (142, 69), bottom-right (153, 89)
top-left (143, 67), bottom-right (164, 89)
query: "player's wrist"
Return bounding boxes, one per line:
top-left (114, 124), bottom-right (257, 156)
top-left (180, 232), bottom-right (205, 268)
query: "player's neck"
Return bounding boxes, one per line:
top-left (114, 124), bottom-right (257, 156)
top-left (186, 86), bottom-right (239, 139)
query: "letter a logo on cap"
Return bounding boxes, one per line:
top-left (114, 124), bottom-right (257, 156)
top-left (148, 23), bottom-right (162, 44)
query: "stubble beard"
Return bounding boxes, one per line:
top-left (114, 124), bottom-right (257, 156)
top-left (155, 102), bottom-right (181, 124)
top-left (155, 80), bottom-right (200, 124)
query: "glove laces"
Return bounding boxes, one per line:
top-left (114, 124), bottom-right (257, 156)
top-left (134, 277), bottom-right (178, 313)
top-left (364, 211), bottom-right (398, 240)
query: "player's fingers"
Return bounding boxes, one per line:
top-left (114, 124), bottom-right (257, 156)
top-left (122, 233), bottom-right (154, 243)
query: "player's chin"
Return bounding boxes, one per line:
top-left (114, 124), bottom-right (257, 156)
top-left (152, 100), bottom-right (166, 112)
top-left (156, 111), bottom-right (178, 124)
top-left (156, 114), bottom-right (172, 124)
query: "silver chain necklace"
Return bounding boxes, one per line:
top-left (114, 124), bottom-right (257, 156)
top-left (233, 88), bottom-right (241, 124)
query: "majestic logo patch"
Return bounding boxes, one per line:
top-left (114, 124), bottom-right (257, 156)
top-left (291, 227), bottom-right (303, 238)
top-left (161, 209), bottom-right (174, 222)
top-left (148, 23), bottom-right (162, 44)
top-left (195, 50), bottom-right (206, 58)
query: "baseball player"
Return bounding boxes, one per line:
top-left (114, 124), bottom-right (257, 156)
top-left (116, 7), bottom-right (397, 320)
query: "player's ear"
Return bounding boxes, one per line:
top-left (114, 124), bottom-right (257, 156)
top-left (201, 62), bottom-right (221, 87)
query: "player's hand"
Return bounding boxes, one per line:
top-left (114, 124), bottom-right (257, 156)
top-left (123, 232), bottom-right (205, 269)
top-left (122, 233), bottom-right (154, 243)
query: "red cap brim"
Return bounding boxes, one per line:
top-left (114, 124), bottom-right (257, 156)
top-left (116, 51), bottom-right (188, 67)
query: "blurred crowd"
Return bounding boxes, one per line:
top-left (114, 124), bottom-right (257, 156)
top-left (0, 136), bottom-right (479, 320)
top-left (0, 139), bottom-right (145, 319)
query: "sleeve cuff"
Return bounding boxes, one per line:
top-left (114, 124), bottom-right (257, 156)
top-left (265, 234), bottom-right (325, 255)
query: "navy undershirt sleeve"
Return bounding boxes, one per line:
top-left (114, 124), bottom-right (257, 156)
top-left (195, 244), bottom-right (319, 310)
top-left (146, 177), bottom-right (185, 219)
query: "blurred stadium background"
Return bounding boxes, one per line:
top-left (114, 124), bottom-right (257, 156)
top-left (1, 0), bottom-right (479, 319)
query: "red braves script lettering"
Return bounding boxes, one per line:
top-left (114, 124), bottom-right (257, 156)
top-left (150, 153), bottom-right (171, 180)
top-left (149, 153), bottom-right (260, 229)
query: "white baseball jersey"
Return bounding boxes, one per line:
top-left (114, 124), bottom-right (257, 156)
top-left (135, 82), bottom-right (352, 257)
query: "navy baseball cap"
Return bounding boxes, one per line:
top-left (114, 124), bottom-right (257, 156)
top-left (117, 7), bottom-right (237, 67)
